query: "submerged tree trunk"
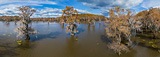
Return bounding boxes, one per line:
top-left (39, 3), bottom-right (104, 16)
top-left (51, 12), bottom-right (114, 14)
top-left (25, 34), bottom-right (30, 40)
top-left (25, 19), bottom-right (30, 40)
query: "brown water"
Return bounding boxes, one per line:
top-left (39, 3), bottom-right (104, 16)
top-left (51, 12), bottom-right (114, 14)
top-left (0, 21), bottom-right (159, 57)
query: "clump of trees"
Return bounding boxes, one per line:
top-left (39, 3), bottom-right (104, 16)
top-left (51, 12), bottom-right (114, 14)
top-left (15, 6), bottom-right (37, 41)
top-left (105, 7), bottom-right (142, 55)
top-left (106, 7), bottom-right (160, 55)
top-left (61, 6), bottom-right (79, 35)
top-left (59, 6), bottom-right (105, 23)
top-left (133, 8), bottom-right (160, 49)
top-left (61, 6), bottom-right (78, 23)
top-left (136, 8), bottom-right (160, 38)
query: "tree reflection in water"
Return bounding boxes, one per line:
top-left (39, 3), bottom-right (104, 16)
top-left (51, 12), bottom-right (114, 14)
top-left (87, 22), bottom-right (95, 32)
top-left (17, 40), bottom-right (35, 49)
top-left (66, 35), bottom-right (79, 56)
top-left (60, 22), bottom-right (65, 29)
top-left (4, 21), bottom-right (10, 27)
top-left (14, 21), bottom-right (17, 26)
top-left (88, 23), bottom-right (91, 32)
top-left (91, 24), bottom-right (95, 32)
top-left (0, 41), bottom-right (19, 57)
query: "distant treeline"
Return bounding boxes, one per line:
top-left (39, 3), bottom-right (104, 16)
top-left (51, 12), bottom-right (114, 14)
top-left (60, 13), bottom-right (105, 21)
top-left (0, 16), bottom-right (20, 21)
top-left (0, 13), bottom-right (106, 22)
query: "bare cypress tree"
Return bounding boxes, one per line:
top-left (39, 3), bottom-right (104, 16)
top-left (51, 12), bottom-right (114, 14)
top-left (62, 6), bottom-right (78, 35)
top-left (61, 6), bottom-right (78, 23)
top-left (137, 8), bottom-right (160, 38)
top-left (106, 7), bottom-right (141, 55)
top-left (15, 6), bottom-right (36, 40)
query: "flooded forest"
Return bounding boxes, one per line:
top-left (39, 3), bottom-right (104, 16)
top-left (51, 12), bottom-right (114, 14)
top-left (0, 2), bottom-right (160, 57)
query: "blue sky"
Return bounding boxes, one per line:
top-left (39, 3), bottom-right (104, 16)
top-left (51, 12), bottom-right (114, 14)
top-left (0, 0), bottom-right (159, 18)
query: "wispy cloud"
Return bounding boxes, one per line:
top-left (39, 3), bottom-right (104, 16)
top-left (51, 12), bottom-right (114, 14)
top-left (141, 0), bottom-right (160, 8)
top-left (75, 8), bottom-right (91, 14)
top-left (0, 0), bottom-right (60, 17)
top-left (0, 4), bottom-right (91, 18)
top-left (78, 0), bottom-right (143, 9)
top-left (77, 0), bottom-right (144, 16)
top-left (1, 0), bottom-right (159, 17)
top-left (0, 0), bottom-right (57, 5)
top-left (0, 4), bottom-right (20, 16)
top-left (34, 7), bottom-right (62, 18)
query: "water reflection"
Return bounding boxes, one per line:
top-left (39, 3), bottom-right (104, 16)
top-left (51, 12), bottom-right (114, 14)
top-left (60, 23), bottom-right (65, 29)
top-left (4, 22), bottom-right (10, 27)
top-left (30, 31), bottom-right (60, 42)
top-left (76, 27), bottom-right (85, 35)
top-left (18, 40), bottom-right (32, 49)
top-left (0, 21), bottom-right (160, 57)
top-left (87, 23), bottom-right (95, 32)
top-left (0, 39), bottom-right (19, 57)
top-left (91, 24), bottom-right (95, 31)
top-left (14, 21), bottom-right (17, 26)
top-left (88, 24), bottom-right (91, 32)
top-left (66, 36), bottom-right (79, 56)
top-left (98, 22), bottom-right (102, 29)
top-left (47, 22), bottom-right (49, 26)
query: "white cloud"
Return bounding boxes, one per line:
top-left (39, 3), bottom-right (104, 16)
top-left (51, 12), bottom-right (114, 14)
top-left (0, 0), bottom-right (58, 17)
top-left (0, 4), bottom-right (20, 16)
top-left (141, 0), bottom-right (160, 9)
top-left (33, 8), bottom-right (92, 18)
top-left (0, 0), bottom-right (56, 5)
top-left (78, 0), bottom-right (143, 9)
top-left (0, 0), bottom-right (95, 18)
top-left (0, 3), bottom-right (93, 18)
top-left (78, 0), bottom-right (143, 16)
top-left (0, 4), bottom-right (62, 17)
top-left (114, 0), bottom-right (143, 8)
top-left (33, 7), bottom-right (62, 18)
top-left (75, 8), bottom-right (91, 14)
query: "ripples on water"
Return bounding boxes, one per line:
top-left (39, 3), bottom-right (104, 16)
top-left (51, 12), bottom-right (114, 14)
top-left (0, 21), bottom-right (159, 57)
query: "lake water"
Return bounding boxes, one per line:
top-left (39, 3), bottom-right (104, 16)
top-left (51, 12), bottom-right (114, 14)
top-left (0, 21), bottom-right (159, 57)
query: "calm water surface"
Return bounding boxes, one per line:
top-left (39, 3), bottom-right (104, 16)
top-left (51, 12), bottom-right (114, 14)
top-left (0, 21), bottom-right (159, 57)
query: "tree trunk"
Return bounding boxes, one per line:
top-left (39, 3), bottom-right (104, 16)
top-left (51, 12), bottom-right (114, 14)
top-left (25, 20), bottom-right (30, 40)
top-left (25, 34), bottom-right (30, 40)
